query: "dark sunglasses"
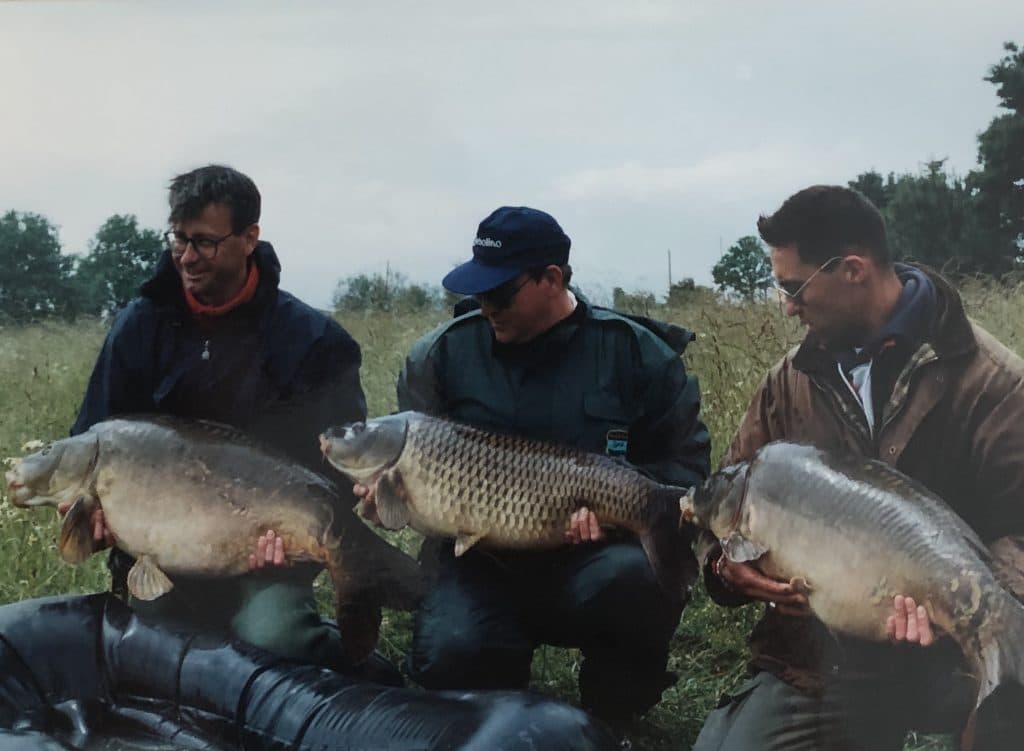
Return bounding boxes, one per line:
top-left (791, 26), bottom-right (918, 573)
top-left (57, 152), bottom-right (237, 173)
top-left (476, 275), bottom-right (534, 311)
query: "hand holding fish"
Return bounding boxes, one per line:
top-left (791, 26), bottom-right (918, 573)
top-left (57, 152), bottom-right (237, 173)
top-left (353, 482), bottom-right (381, 526)
top-left (565, 507), bottom-right (605, 544)
top-left (886, 594), bottom-right (935, 646)
top-left (249, 529), bottom-right (287, 570)
top-left (57, 500), bottom-right (114, 551)
top-left (715, 554), bottom-right (811, 617)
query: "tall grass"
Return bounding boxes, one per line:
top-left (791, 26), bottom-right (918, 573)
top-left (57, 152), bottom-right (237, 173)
top-left (5, 282), bottom-right (1017, 749)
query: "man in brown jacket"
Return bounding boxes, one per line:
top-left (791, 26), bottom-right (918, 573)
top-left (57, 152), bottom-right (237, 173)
top-left (693, 185), bottom-right (1024, 751)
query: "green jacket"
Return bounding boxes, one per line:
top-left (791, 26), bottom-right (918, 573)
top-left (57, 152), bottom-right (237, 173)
top-left (397, 301), bottom-right (710, 490)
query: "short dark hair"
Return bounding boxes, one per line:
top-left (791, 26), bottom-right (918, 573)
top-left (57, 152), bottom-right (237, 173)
top-left (168, 165), bottom-right (261, 234)
top-left (528, 263), bottom-right (573, 288)
top-left (757, 185), bottom-right (890, 266)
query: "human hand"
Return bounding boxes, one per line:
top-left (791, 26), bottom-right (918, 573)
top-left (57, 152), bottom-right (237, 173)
top-left (249, 529), bottom-right (287, 570)
top-left (565, 507), bottom-right (605, 544)
top-left (57, 500), bottom-right (114, 550)
top-left (886, 595), bottom-right (934, 646)
top-left (353, 482), bottom-right (382, 526)
top-left (714, 555), bottom-right (812, 617)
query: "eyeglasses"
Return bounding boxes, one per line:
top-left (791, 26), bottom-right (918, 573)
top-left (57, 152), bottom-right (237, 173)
top-left (772, 256), bottom-right (845, 304)
top-left (476, 275), bottom-right (534, 311)
top-left (164, 230), bottom-right (236, 260)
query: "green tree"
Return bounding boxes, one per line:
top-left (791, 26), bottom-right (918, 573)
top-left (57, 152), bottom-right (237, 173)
top-left (849, 170), bottom-right (896, 212)
top-left (0, 211), bottom-right (77, 323)
top-left (883, 161), bottom-right (1001, 273)
top-left (332, 267), bottom-right (442, 313)
top-left (969, 42), bottom-right (1024, 261)
top-left (76, 215), bottom-right (163, 314)
top-left (712, 236), bottom-right (772, 299)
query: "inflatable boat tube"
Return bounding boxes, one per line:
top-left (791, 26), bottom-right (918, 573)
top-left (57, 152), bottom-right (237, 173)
top-left (0, 594), bottom-right (619, 750)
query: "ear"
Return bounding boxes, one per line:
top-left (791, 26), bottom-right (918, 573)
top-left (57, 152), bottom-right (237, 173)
top-left (841, 254), bottom-right (871, 283)
top-left (243, 224), bottom-right (260, 257)
top-left (542, 264), bottom-right (563, 289)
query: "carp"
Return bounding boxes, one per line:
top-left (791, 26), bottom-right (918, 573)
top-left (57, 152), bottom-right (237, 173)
top-left (4, 416), bottom-right (428, 662)
top-left (680, 441), bottom-right (1024, 721)
top-left (319, 411), bottom-right (697, 600)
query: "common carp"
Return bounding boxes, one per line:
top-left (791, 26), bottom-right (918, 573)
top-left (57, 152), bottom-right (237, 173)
top-left (319, 411), bottom-right (697, 600)
top-left (680, 441), bottom-right (1024, 722)
top-left (4, 416), bottom-right (428, 662)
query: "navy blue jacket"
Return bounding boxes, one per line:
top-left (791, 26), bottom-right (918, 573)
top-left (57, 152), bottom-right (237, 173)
top-left (72, 242), bottom-right (366, 471)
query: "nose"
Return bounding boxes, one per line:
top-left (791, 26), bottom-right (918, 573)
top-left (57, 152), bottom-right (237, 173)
top-left (178, 241), bottom-right (202, 264)
top-left (783, 297), bottom-right (801, 317)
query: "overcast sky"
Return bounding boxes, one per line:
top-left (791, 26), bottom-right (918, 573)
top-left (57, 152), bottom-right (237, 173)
top-left (2, 1), bottom-right (1021, 307)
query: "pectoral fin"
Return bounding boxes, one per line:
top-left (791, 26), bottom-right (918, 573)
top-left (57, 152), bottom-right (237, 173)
top-left (58, 496), bottom-right (95, 564)
top-left (127, 555), bottom-right (174, 600)
top-left (374, 471), bottom-right (411, 530)
top-left (721, 532), bottom-right (768, 563)
top-left (454, 530), bottom-right (487, 557)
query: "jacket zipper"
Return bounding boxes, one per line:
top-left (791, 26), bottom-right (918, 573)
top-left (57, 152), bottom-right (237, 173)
top-left (202, 339), bottom-right (210, 361)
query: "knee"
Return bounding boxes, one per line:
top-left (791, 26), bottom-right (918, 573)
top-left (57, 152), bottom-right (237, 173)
top-left (574, 543), bottom-right (681, 628)
top-left (409, 623), bottom-right (530, 690)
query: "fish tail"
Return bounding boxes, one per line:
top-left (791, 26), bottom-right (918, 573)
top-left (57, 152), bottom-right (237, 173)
top-left (639, 487), bottom-right (700, 605)
top-left (962, 598), bottom-right (1024, 750)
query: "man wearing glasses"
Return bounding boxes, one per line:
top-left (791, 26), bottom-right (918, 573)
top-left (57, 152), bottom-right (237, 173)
top-left (695, 185), bottom-right (1024, 750)
top-left (69, 164), bottom-right (390, 679)
top-left (356, 205), bottom-right (711, 728)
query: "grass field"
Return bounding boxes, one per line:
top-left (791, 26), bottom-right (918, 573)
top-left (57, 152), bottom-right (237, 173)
top-left (4, 280), bottom-right (1017, 749)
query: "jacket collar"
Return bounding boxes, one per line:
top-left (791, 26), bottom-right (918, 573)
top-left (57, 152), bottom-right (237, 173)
top-left (140, 241), bottom-right (283, 314)
top-left (792, 264), bottom-right (976, 375)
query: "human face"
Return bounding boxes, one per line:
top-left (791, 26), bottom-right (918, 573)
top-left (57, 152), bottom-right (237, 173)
top-left (770, 245), bottom-right (861, 346)
top-left (477, 271), bottom-right (551, 344)
top-left (170, 202), bottom-right (258, 306)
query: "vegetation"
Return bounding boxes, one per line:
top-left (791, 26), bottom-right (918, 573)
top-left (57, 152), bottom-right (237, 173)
top-left (9, 279), bottom-right (1023, 748)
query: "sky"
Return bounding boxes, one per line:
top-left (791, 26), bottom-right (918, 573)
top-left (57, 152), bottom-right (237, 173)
top-left (1, 1), bottom-right (1021, 308)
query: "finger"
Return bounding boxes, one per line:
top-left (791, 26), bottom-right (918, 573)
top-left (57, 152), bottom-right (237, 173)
top-left (587, 510), bottom-right (602, 541)
top-left (264, 530), bottom-right (276, 563)
top-left (886, 614), bottom-right (896, 640)
top-left (775, 601), bottom-right (813, 617)
top-left (353, 484), bottom-right (367, 498)
top-left (249, 553), bottom-right (258, 570)
top-left (917, 605), bottom-right (934, 647)
top-left (905, 597), bottom-right (920, 643)
top-left (57, 501), bottom-right (71, 516)
top-left (273, 536), bottom-right (285, 566)
top-left (254, 535), bottom-right (267, 568)
top-left (892, 595), bottom-right (908, 641)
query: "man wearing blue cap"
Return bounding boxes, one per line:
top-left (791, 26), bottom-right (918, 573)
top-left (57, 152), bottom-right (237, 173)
top-left (356, 206), bottom-right (711, 725)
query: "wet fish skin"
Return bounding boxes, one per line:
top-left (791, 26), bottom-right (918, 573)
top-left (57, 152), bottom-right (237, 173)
top-left (681, 440), bottom-right (1024, 717)
top-left (4, 416), bottom-right (427, 662)
top-left (321, 411), bottom-right (697, 601)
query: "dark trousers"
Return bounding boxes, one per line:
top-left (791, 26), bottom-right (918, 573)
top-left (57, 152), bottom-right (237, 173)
top-left (694, 659), bottom-right (1020, 751)
top-left (407, 540), bottom-right (683, 721)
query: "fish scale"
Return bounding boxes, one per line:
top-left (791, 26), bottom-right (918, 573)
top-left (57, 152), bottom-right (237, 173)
top-left (682, 440), bottom-right (1024, 731)
top-left (321, 411), bottom-right (699, 602)
top-left (5, 415), bottom-right (429, 664)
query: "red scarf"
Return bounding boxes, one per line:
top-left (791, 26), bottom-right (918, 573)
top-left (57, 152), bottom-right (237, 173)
top-left (184, 263), bottom-right (260, 317)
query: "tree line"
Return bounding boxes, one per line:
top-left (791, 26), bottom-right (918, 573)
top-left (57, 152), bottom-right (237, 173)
top-left (712, 42), bottom-right (1023, 299)
top-left (2, 42), bottom-right (1020, 320)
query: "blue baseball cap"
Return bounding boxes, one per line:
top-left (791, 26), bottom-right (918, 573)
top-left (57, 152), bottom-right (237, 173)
top-left (442, 206), bottom-right (571, 294)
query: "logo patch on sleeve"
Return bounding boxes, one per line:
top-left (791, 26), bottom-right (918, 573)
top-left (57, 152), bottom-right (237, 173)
top-left (606, 429), bottom-right (628, 457)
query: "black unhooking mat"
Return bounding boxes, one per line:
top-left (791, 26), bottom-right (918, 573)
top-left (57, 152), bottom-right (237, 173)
top-left (0, 594), bottom-right (619, 750)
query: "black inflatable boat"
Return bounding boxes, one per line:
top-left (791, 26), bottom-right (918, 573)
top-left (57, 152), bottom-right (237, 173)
top-left (0, 594), bottom-right (619, 750)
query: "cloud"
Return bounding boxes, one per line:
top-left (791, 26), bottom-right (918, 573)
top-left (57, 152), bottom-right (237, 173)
top-left (551, 146), bottom-right (834, 203)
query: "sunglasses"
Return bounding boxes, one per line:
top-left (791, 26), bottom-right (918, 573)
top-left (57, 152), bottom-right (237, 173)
top-left (772, 256), bottom-right (845, 304)
top-left (476, 275), bottom-right (534, 311)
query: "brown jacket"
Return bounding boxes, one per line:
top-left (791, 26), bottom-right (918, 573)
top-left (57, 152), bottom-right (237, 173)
top-left (714, 268), bottom-right (1024, 691)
